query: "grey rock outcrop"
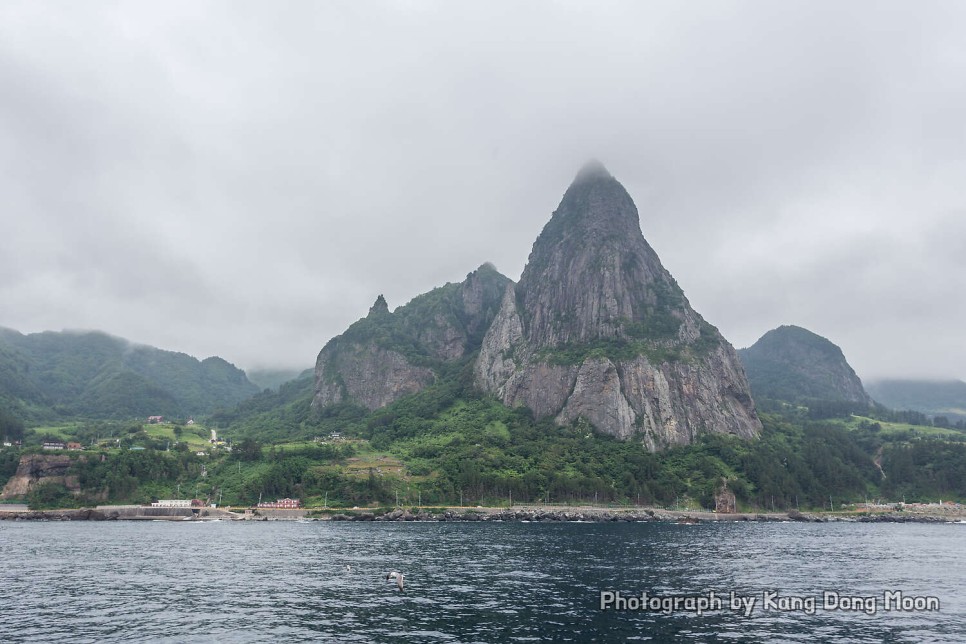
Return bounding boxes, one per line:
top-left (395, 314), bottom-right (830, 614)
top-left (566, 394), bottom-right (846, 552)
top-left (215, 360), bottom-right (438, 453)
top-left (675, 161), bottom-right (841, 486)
top-left (312, 264), bottom-right (511, 411)
top-left (1, 454), bottom-right (82, 499)
top-left (475, 161), bottom-right (761, 448)
top-left (313, 342), bottom-right (435, 411)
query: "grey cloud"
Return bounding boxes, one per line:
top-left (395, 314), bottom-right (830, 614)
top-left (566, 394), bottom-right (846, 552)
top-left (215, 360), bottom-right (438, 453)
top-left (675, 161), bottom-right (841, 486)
top-left (1, 1), bottom-right (964, 380)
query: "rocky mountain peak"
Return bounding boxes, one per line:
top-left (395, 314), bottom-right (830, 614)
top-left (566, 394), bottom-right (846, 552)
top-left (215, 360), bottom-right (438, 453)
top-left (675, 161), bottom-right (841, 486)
top-left (517, 164), bottom-right (685, 348)
top-left (313, 268), bottom-right (511, 412)
top-left (573, 159), bottom-right (612, 183)
top-left (739, 325), bottom-right (872, 406)
top-left (476, 162), bottom-right (761, 448)
top-left (368, 294), bottom-right (390, 317)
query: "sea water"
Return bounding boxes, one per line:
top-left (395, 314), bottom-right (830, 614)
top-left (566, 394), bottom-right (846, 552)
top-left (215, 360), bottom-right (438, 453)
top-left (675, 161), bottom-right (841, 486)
top-left (1, 520), bottom-right (963, 642)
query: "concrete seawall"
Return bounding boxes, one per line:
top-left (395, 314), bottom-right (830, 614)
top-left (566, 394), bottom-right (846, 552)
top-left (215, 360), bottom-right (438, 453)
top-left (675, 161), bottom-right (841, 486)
top-left (0, 506), bottom-right (239, 521)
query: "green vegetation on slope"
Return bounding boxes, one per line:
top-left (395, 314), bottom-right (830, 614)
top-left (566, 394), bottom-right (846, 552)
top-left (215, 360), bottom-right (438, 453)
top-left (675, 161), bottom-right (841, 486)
top-left (866, 379), bottom-right (966, 421)
top-left (0, 328), bottom-right (259, 421)
top-left (6, 352), bottom-right (966, 512)
top-left (739, 325), bottom-right (870, 405)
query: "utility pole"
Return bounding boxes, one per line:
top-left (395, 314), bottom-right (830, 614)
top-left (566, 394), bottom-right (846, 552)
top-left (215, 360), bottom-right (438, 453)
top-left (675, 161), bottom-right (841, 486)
top-left (324, 491), bottom-right (328, 509)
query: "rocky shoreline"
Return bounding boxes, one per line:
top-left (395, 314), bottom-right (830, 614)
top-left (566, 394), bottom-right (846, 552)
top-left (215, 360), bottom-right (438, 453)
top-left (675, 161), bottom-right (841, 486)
top-left (3, 506), bottom-right (962, 524)
top-left (322, 507), bottom-right (961, 524)
top-left (1, 508), bottom-right (122, 521)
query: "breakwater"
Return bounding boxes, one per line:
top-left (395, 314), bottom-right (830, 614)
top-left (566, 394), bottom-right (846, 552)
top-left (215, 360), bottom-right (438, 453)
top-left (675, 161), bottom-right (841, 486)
top-left (0, 506), bottom-right (238, 521)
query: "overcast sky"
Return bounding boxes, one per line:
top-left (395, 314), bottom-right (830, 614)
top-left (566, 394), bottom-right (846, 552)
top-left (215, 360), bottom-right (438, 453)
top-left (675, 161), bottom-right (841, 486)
top-left (1, 2), bottom-right (964, 382)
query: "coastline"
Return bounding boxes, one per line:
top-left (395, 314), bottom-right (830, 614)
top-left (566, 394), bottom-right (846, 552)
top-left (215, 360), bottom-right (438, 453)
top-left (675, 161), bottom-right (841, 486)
top-left (3, 504), bottom-right (964, 524)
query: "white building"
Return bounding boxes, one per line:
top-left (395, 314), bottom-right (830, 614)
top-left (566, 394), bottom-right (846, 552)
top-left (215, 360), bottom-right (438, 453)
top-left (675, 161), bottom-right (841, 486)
top-left (152, 499), bottom-right (192, 508)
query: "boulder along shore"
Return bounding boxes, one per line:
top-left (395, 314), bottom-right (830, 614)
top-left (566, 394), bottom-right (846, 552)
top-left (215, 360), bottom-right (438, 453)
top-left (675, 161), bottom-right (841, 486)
top-left (3, 505), bottom-right (962, 523)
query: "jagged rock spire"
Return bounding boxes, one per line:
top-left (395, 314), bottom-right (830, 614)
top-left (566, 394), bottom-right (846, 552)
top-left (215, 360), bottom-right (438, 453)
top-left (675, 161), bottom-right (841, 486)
top-left (573, 159), bottom-right (612, 183)
top-left (517, 161), bottom-right (680, 348)
top-left (368, 294), bottom-right (389, 317)
top-left (475, 162), bottom-right (761, 449)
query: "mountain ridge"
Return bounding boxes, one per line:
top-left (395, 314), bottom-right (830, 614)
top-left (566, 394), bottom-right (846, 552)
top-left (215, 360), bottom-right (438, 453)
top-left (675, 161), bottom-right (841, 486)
top-left (866, 378), bottom-right (966, 421)
top-left (738, 325), bottom-right (871, 406)
top-left (0, 327), bottom-right (259, 420)
top-left (311, 264), bottom-right (512, 411)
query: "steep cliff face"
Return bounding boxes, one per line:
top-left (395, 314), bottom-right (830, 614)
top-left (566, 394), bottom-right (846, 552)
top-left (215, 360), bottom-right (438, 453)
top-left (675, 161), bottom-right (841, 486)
top-left (313, 343), bottom-right (436, 411)
top-left (1, 454), bottom-right (81, 499)
top-left (312, 264), bottom-right (511, 411)
top-left (739, 325), bottom-right (872, 405)
top-left (475, 162), bottom-right (761, 448)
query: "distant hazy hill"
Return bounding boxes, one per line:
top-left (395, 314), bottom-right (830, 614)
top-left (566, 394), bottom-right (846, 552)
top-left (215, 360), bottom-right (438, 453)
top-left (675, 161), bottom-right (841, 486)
top-left (0, 328), bottom-right (259, 420)
top-left (866, 379), bottom-right (966, 421)
top-left (738, 325), bottom-right (871, 406)
top-left (246, 368), bottom-right (312, 392)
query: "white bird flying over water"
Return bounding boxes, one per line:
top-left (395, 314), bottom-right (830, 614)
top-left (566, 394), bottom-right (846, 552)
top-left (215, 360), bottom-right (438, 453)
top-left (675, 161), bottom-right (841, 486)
top-left (386, 571), bottom-right (404, 591)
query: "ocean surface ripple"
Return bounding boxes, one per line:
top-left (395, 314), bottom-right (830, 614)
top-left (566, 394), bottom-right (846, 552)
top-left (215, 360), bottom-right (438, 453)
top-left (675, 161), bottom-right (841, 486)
top-left (1, 520), bottom-right (963, 642)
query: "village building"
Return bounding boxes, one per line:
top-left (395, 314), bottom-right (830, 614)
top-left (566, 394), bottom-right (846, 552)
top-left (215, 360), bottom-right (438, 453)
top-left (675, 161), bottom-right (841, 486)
top-left (152, 499), bottom-right (192, 508)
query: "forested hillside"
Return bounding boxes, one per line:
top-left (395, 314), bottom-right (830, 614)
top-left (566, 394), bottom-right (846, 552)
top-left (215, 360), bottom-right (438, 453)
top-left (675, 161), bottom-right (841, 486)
top-left (0, 328), bottom-right (258, 422)
top-left (866, 379), bottom-right (966, 422)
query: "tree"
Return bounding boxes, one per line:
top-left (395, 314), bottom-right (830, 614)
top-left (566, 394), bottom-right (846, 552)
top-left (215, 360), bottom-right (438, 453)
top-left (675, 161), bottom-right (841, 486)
top-left (235, 438), bottom-right (263, 462)
top-left (0, 409), bottom-right (24, 442)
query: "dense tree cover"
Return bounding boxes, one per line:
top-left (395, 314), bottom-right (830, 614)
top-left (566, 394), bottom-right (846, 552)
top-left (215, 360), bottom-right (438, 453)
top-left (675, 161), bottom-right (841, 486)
top-left (72, 449), bottom-right (206, 503)
top-left (208, 373), bottom-right (370, 443)
top-left (0, 328), bottom-right (259, 421)
top-left (352, 381), bottom-right (883, 509)
top-left (0, 408), bottom-right (25, 442)
top-left (7, 354), bottom-right (966, 510)
top-left (765, 395), bottom-right (966, 432)
top-left (0, 448), bottom-right (20, 482)
top-left (245, 368), bottom-right (310, 392)
top-left (197, 352), bottom-right (966, 509)
top-left (881, 440), bottom-right (966, 500)
top-left (26, 482), bottom-right (84, 510)
top-left (866, 379), bottom-right (966, 422)
top-left (739, 325), bottom-right (870, 405)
